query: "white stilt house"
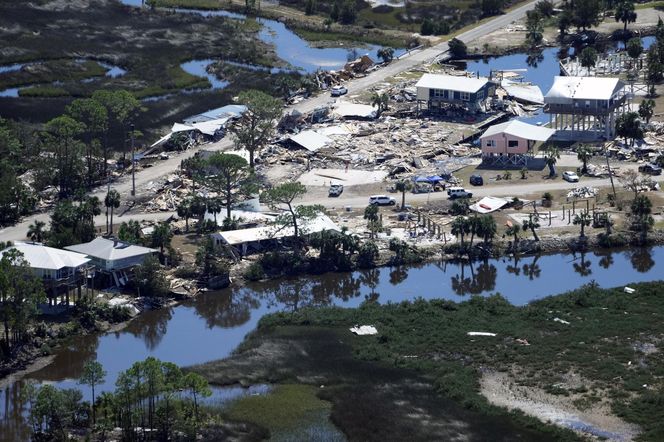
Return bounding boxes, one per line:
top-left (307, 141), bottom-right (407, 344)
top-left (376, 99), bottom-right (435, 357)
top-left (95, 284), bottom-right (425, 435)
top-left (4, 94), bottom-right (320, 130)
top-left (544, 76), bottom-right (627, 141)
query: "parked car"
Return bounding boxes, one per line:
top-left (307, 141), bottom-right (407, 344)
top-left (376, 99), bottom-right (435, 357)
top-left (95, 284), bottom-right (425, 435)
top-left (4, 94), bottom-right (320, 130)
top-left (638, 163), bottom-right (662, 175)
top-left (469, 174), bottom-right (484, 186)
top-left (447, 187), bottom-right (473, 199)
top-left (562, 171), bottom-right (580, 182)
top-left (330, 85), bottom-right (348, 97)
top-left (328, 184), bottom-right (344, 197)
top-left (369, 195), bottom-right (396, 206)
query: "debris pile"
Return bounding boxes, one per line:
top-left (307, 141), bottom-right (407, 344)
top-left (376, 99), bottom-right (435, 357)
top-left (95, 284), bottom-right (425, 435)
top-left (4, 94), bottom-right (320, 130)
top-left (567, 186), bottom-right (598, 199)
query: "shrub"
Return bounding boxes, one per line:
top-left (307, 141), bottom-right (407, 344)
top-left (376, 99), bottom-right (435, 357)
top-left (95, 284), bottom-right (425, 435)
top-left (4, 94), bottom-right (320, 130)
top-left (173, 265), bottom-right (199, 279)
top-left (244, 262), bottom-right (265, 281)
top-left (357, 241), bottom-right (379, 268)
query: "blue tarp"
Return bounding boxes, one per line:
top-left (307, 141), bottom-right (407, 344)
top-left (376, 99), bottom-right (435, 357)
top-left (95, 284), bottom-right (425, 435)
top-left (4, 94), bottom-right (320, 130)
top-left (414, 175), bottom-right (444, 183)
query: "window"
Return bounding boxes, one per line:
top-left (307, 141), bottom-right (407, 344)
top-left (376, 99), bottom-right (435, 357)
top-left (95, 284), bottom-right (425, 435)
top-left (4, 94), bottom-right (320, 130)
top-left (477, 90), bottom-right (484, 100)
top-left (508, 140), bottom-right (519, 148)
top-left (585, 100), bottom-right (591, 108)
top-left (460, 92), bottom-right (470, 101)
top-left (486, 139), bottom-right (496, 147)
top-left (433, 89), bottom-right (444, 97)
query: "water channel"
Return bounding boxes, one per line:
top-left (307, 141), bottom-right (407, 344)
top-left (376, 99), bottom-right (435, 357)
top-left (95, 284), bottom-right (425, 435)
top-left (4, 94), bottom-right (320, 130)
top-left (459, 35), bottom-right (655, 125)
top-left (1, 246), bottom-right (663, 441)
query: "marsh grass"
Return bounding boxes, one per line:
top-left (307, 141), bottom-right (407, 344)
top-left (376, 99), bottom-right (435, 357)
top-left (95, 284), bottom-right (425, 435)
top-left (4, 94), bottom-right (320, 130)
top-left (255, 281), bottom-right (664, 440)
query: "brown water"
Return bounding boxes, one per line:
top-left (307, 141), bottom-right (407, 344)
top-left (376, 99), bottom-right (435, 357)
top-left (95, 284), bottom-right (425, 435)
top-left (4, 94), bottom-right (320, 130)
top-left (1, 246), bottom-right (662, 441)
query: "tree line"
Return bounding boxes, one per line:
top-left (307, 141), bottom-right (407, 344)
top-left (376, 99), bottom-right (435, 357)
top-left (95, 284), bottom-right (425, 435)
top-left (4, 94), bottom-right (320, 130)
top-left (23, 357), bottom-right (212, 441)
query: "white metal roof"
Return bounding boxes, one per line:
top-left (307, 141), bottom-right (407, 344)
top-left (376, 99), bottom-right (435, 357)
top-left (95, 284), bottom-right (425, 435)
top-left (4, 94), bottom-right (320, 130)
top-left (288, 130), bottom-right (333, 152)
top-left (545, 76), bottom-right (624, 103)
top-left (501, 80), bottom-right (544, 104)
top-left (480, 120), bottom-right (554, 141)
top-left (332, 103), bottom-right (377, 119)
top-left (65, 237), bottom-right (157, 261)
top-left (469, 197), bottom-right (509, 214)
top-left (212, 214), bottom-right (340, 245)
top-left (1, 242), bottom-right (90, 270)
top-left (415, 73), bottom-right (490, 93)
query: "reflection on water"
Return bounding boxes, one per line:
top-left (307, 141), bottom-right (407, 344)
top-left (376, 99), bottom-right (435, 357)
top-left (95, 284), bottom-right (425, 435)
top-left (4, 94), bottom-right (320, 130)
top-left (1, 246), bottom-right (663, 441)
top-left (119, 0), bottom-right (404, 73)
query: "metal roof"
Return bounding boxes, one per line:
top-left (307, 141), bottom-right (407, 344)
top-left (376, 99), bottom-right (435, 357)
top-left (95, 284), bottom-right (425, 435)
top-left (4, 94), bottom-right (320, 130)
top-left (544, 76), bottom-right (624, 103)
top-left (480, 120), bottom-right (554, 141)
top-left (415, 73), bottom-right (490, 93)
top-left (288, 130), bottom-right (333, 152)
top-left (332, 103), bottom-right (377, 119)
top-left (1, 242), bottom-right (90, 270)
top-left (212, 214), bottom-right (340, 245)
top-left (183, 104), bottom-right (247, 124)
top-left (65, 237), bottom-right (157, 261)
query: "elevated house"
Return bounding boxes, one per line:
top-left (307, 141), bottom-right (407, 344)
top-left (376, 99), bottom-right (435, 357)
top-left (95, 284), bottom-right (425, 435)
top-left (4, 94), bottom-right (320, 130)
top-left (415, 74), bottom-right (495, 113)
top-left (65, 237), bottom-right (157, 287)
top-left (0, 242), bottom-right (91, 303)
top-left (480, 120), bottom-right (555, 166)
top-left (544, 76), bottom-right (627, 140)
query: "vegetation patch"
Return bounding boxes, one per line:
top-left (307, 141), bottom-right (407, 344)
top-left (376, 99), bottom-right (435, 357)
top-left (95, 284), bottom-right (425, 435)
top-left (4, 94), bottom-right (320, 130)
top-left (196, 281), bottom-right (664, 440)
top-left (224, 384), bottom-right (343, 440)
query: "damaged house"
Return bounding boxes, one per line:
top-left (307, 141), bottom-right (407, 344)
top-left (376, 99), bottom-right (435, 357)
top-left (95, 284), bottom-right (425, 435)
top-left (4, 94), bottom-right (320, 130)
top-left (415, 73), bottom-right (495, 113)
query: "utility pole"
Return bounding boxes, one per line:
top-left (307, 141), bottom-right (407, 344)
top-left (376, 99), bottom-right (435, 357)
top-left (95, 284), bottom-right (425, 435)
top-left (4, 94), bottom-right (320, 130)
top-left (605, 148), bottom-right (617, 200)
top-left (130, 123), bottom-right (136, 197)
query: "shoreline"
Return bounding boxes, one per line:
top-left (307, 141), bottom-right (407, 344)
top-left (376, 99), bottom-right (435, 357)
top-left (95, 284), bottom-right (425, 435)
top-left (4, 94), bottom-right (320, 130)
top-left (2, 228), bottom-right (662, 387)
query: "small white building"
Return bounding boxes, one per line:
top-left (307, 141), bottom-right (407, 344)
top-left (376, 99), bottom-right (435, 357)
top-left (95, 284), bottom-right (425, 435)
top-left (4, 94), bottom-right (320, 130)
top-left (211, 214), bottom-right (340, 258)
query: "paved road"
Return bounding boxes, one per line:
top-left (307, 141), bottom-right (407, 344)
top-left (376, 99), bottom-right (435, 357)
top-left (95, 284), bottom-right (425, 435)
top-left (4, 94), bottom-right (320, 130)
top-left (0, 1), bottom-right (544, 242)
top-left (305, 172), bottom-right (664, 209)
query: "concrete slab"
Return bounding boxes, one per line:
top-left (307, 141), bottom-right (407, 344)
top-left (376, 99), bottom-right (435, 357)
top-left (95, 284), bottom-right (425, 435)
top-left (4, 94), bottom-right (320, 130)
top-left (298, 168), bottom-right (388, 187)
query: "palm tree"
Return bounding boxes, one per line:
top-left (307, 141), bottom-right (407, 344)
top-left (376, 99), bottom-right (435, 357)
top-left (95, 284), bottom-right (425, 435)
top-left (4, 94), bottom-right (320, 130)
top-left (394, 179), bottom-right (412, 210)
top-left (506, 222), bottom-right (521, 250)
top-left (150, 223), bottom-right (173, 260)
top-left (544, 146), bottom-right (560, 177)
top-left (630, 195), bottom-right (654, 244)
top-left (104, 189), bottom-right (121, 235)
top-left (364, 204), bottom-right (380, 239)
top-left (573, 211), bottom-right (592, 238)
top-left (477, 215), bottom-right (497, 245)
top-left (451, 217), bottom-right (470, 249)
top-left (370, 92), bottom-right (389, 117)
top-left (27, 220), bottom-right (46, 243)
top-left (207, 197), bottom-right (223, 225)
top-left (177, 199), bottom-right (193, 232)
top-left (576, 144), bottom-right (592, 174)
top-left (522, 214), bottom-right (540, 241)
top-left (615, 1), bottom-right (637, 34)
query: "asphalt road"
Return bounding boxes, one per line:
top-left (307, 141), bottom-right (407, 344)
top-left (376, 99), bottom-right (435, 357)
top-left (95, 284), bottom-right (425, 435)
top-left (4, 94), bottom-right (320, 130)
top-left (0, 0), bottom-right (546, 242)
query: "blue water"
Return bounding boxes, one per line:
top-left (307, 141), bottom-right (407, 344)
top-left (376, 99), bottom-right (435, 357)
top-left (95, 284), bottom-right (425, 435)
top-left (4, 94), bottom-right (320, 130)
top-left (181, 59), bottom-right (230, 89)
top-left (0, 87), bottom-right (19, 97)
top-left (0, 63), bottom-right (25, 74)
top-left (462, 36), bottom-right (655, 125)
top-left (0, 59), bottom-right (127, 98)
top-left (119, 0), bottom-right (405, 73)
top-left (1, 246), bottom-right (663, 441)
